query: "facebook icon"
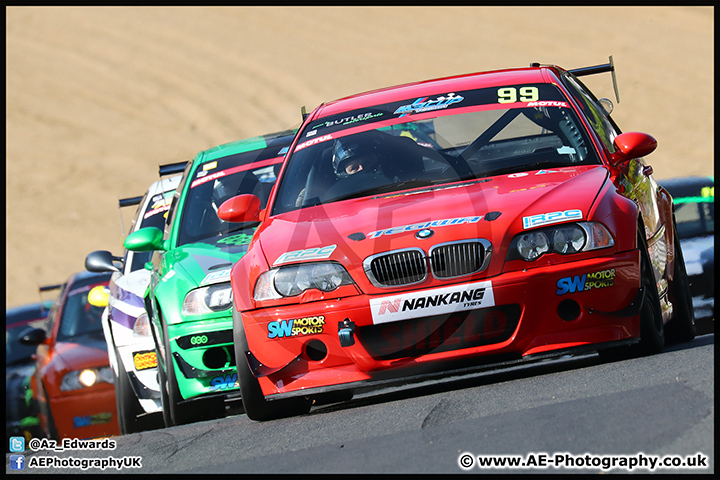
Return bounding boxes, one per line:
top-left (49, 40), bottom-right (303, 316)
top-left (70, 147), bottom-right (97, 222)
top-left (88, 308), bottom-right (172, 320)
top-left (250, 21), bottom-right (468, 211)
top-left (9, 455), bottom-right (25, 470)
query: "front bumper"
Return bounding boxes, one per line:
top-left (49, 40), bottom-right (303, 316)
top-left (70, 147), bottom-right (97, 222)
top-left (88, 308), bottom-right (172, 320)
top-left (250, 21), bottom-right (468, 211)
top-left (116, 342), bottom-right (161, 414)
top-left (241, 250), bottom-right (642, 398)
top-left (47, 385), bottom-right (118, 440)
top-left (166, 316), bottom-right (239, 401)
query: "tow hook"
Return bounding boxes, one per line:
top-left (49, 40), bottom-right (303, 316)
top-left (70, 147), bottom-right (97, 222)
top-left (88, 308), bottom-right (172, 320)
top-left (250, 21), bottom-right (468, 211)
top-left (338, 318), bottom-right (356, 347)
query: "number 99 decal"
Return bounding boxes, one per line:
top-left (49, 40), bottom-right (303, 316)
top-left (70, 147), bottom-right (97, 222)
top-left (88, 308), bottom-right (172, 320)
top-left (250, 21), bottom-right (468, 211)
top-left (498, 87), bottom-right (539, 103)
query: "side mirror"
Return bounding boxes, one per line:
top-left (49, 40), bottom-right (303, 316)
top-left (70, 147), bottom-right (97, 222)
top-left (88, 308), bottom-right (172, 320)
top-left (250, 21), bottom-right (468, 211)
top-left (217, 194), bottom-right (261, 223)
top-left (20, 327), bottom-right (47, 346)
top-left (85, 250), bottom-right (122, 273)
top-left (125, 227), bottom-right (165, 252)
top-left (609, 132), bottom-right (657, 167)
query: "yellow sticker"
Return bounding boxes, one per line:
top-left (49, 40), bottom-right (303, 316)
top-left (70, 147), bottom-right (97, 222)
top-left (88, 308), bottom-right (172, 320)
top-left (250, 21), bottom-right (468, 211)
top-left (87, 286), bottom-right (110, 308)
top-left (133, 351), bottom-right (158, 371)
top-left (203, 161), bottom-right (218, 171)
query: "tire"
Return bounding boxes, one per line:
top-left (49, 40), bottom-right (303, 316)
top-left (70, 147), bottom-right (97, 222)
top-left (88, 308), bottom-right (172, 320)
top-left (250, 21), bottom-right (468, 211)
top-left (156, 352), bottom-right (174, 428)
top-left (233, 308), bottom-right (312, 421)
top-left (636, 231), bottom-right (665, 355)
top-left (156, 309), bottom-right (225, 427)
top-left (664, 220), bottom-right (696, 343)
top-left (600, 230), bottom-right (665, 360)
top-left (114, 348), bottom-right (163, 434)
top-left (40, 384), bottom-right (60, 440)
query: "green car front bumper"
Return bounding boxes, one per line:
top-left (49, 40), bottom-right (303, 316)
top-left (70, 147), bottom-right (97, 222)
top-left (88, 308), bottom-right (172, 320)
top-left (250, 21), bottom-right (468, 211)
top-left (166, 315), bottom-right (239, 400)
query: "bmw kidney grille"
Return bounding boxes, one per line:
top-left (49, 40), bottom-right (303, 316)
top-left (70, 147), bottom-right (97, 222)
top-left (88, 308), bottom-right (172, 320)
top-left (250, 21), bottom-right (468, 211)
top-left (364, 239), bottom-right (492, 287)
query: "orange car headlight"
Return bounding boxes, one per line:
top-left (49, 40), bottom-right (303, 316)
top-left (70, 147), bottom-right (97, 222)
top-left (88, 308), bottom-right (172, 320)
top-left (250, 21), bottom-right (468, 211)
top-left (60, 367), bottom-right (114, 391)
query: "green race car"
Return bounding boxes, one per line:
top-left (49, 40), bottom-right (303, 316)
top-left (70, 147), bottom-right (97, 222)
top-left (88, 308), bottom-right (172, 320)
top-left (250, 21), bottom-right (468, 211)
top-left (124, 130), bottom-right (296, 426)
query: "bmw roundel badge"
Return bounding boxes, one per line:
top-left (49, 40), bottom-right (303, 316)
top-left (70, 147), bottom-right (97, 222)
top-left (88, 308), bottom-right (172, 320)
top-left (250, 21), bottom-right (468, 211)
top-left (415, 228), bottom-right (434, 239)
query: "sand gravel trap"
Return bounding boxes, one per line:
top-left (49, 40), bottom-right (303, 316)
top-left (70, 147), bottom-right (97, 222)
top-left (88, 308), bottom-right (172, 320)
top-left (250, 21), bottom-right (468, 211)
top-left (6, 6), bottom-right (714, 307)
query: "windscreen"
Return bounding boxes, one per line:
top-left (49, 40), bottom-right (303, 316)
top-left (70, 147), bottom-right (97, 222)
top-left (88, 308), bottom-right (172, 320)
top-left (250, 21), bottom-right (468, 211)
top-left (57, 280), bottom-right (109, 345)
top-left (128, 188), bottom-right (176, 272)
top-left (273, 83), bottom-right (600, 215)
top-left (176, 144), bottom-right (288, 247)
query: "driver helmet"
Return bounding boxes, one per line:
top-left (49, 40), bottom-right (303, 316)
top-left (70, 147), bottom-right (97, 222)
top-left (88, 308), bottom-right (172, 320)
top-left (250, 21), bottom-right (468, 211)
top-left (332, 134), bottom-right (382, 178)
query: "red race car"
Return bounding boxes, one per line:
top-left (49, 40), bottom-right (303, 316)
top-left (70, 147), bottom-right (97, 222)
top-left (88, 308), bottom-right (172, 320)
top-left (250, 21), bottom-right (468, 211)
top-left (220, 57), bottom-right (696, 420)
top-left (21, 270), bottom-right (119, 439)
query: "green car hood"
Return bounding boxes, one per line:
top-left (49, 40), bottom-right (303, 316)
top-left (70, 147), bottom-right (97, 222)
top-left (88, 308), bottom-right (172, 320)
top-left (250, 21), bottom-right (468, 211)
top-left (167, 230), bottom-right (255, 287)
top-left (156, 229), bottom-right (255, 324)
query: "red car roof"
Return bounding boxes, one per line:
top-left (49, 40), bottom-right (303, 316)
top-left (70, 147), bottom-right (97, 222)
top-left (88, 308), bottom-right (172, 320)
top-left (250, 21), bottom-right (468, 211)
top-left (313, 66), bottom-right (559, 118)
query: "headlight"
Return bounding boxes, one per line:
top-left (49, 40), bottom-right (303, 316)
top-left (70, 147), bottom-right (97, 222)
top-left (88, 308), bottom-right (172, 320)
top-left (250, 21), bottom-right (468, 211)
top-left (60, 367), bottom-right (114, 391)
top-left (552, 225), bottom-right (586, 254)
top-left (516, 231), bottom-right (550, 261)
top-left (512, 222), bottom-right (614, 261)
top-left (254, 262), bottom-right (354, 301)
top-left (182, 283), bottom-right (233, 315)
top-left (132, 311), bottom-right (152, 337)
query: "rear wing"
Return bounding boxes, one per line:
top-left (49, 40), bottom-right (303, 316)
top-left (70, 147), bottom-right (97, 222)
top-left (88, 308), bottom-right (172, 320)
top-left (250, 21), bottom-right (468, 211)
top-left (533, 55), bottom-right (620, 103)
top-left (38, 283), bottom-right (62, 314)
top-left (159, 161), bottom-right (188, 177)
top-left (115, 160), bottom-right (187, 236)
top-left (568, 55), bottom-right (620, 103)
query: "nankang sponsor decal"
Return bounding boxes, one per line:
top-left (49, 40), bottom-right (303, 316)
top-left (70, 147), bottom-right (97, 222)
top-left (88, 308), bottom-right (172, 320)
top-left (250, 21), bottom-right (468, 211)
top-left (556, 268), bottom-right (616, 295)
top-left (370, 281), bottom-right (495, 324)
top-left (274, 245), bottom-right (337, 265)
top-left (522, 209), bottom-right (583, 229)
top-left (394, 93), bottom-right (464, 117)
top-left (368, 216), bottom-right (483, 238)
top-left (267, 315), bottom-right (326, 339)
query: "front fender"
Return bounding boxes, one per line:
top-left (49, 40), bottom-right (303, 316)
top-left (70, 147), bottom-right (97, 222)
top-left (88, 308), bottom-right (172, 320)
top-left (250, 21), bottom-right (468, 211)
top-left (587, 178), bottom-right (639, 253)
top-left (231, 241), bottom-right (270, 312)
top-left (657, 186), bottom-right (677, 277)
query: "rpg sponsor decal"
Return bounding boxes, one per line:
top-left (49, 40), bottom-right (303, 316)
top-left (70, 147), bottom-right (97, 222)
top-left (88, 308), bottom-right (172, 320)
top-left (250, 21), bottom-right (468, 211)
top-left (267, 315), bottom-right (326, 339)
top-left (522, 209), bottom-right (583, 229)
top-left (556, 268), bottom-right (616, 295)
top-left (209, 373), bottom-right (238, 391)
top-left (370, 281), bottom-right (495, 324)
top-left (368, 216), bottom-right (483, 238)
top-left (274, 245), bottom-right (337, 265)
top-left (133, 350), bottom-right (157, 370)
top-left (73, 413), bottom-right (112, 429)
top-left (394, 93), bottom-right (464, 117)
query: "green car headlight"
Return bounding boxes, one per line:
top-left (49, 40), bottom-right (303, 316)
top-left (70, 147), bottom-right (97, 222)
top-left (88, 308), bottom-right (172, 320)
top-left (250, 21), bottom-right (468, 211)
top-left (60, 367), bottom-right (114, 391)
top-left (182, 282), bottom-right (233, 315)
top-left (254, 262), bottom-right (354, 301)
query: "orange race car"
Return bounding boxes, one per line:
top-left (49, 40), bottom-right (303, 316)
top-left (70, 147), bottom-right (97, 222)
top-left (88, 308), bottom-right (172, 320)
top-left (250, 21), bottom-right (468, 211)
top-left (21, 270), bottom-right (118, 440)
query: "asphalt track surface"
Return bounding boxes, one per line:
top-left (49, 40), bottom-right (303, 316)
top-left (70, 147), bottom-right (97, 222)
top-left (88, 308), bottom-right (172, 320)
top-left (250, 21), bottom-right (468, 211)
top-left (7, 333), bottom-right (714, 474)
